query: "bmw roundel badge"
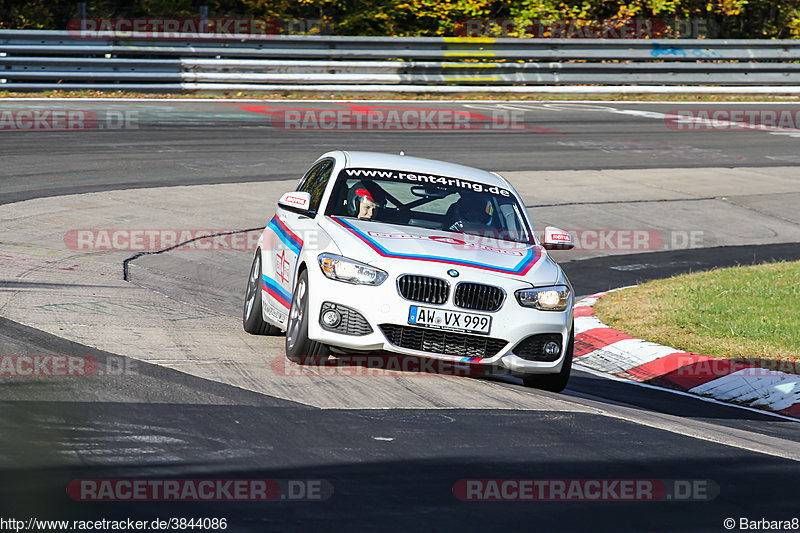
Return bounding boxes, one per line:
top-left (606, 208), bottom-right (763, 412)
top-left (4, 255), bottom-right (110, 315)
top-left (447, 269), bottom-right (459, 278)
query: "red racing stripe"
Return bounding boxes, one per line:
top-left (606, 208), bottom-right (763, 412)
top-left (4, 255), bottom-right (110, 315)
top-left (263, 282), bottom-right (290, 309)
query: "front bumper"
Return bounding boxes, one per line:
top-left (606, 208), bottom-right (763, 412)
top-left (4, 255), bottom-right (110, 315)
top-left (305, 260), bottom-right (573, 376)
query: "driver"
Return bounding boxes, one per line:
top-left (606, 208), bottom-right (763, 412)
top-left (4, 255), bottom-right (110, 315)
top-left (446, 192), bottom-right (494, 232)
top-left (347, 181), bottom-right (387, 220)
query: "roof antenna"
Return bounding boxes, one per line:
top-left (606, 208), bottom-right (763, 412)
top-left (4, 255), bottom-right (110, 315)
top-left (399, 151), bottom-right (405, 156)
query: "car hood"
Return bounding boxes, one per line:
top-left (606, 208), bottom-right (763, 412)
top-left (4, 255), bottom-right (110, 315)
top-left (320, 216), bottom-right (560, 285)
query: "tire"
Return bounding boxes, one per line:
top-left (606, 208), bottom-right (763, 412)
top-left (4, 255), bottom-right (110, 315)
top-left (285, 269), bottom-right (329, 365)
top-left (522, 327), bottom-right (574, 393)
top-left (242, 250), bottom-right (281, 335)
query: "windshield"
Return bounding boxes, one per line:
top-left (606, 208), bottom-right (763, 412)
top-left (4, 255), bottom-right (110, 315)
top-left (325, 167), bottom-right (534, 244)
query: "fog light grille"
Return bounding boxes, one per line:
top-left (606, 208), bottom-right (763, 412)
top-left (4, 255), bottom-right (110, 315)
top-left (320, 302), bottom-right (372, 336)
top-left (514, 334), bottom-right (563, 362)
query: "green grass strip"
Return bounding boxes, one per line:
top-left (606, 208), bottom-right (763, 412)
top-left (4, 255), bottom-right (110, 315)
top-left (594, 260), bottom-right (800, 361)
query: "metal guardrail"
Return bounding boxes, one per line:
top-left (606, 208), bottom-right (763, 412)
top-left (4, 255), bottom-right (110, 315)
top-left (2, 29), bottom-right (800, 92)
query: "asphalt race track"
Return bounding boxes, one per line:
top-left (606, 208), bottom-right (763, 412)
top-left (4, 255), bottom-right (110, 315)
top-left (1, 100), bottom-right (799, 532)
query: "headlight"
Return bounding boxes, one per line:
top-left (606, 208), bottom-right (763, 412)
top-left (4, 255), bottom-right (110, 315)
top-left (515, 285), bottom-right (571, 311)
top-left (318, 253), bottom-right (388, 286)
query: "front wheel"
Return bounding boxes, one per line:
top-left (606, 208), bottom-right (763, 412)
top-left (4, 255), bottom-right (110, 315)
top-left (242, 250), bottom-right (281, 335)
top-left (522, 327), bottom-right (573, 393)
top-left (285, 269), bottom-right (329, 365)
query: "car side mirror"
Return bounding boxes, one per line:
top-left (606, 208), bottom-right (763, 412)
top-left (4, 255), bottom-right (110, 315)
top-left (542, 226), bottom-right (574, 250)
top-left (278, 191), bottom-right (312, 213)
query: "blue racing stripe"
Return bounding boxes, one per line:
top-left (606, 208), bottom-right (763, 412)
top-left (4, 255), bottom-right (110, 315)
top-left (262, 274), bottom-right (292, 307)
top-left (333, 216), bottom-right (538, 275)
top-left (268, 217), bottom-right (302, 255)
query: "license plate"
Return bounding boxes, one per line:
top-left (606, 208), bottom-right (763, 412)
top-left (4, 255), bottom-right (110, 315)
top-left (408, 305), bottom-right (491, 335)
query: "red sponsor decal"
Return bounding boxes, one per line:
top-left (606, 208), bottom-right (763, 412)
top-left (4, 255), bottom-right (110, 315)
top-left (366, 231), bottom-right (526, 256)
top-left (275, 250), bottom-right (291, 284)
top-left (283, 195), bottom-right (308, 206)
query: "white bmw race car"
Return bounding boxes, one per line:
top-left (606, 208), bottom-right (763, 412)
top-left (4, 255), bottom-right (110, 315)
top-left (243, 151), bottom-right (576, 391)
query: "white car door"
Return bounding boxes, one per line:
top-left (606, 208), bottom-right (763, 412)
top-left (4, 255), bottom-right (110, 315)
top-left (262, 158), bottom-right (336, 326)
